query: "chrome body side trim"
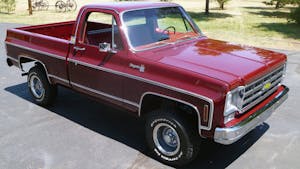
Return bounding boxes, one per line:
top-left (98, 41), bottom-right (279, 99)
top-left (67, 58), bottom-right (211, 99)
top-left (7, 56), bottom-right (19, 63)
top-left (70, 81), bottom-right (139, 107)
top-left (214, 85), bottom-right (289, 145)
top-left (139, 92), bottom-right (207, 137)
top-left (48, 74), bottom-right (139, 107)
top-left (6, 42), bottom-right (66, 61)
top-left (48, 74), bottom-right (69, 84)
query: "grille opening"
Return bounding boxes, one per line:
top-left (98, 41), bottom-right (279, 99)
top-left (242, 85), bottom-right (277, 108)
top-left (241, 65), bottom-right (284, 113)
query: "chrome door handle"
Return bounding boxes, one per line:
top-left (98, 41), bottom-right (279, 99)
top-left (74, 46), bottom-right (86, 51)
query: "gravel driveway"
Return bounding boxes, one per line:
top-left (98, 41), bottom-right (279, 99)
top-left (0, 23), bottom-right (299, 169)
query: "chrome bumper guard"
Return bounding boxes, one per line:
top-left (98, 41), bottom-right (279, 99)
top-left (214, 85), bottom-right (289, 145)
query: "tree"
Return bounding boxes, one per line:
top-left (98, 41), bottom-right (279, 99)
top-left (290, 5), bottom-right (300, 24)
top-left (216, 0), bottom-right (231, 10)
top-left (205, 0), bottom-right (209, 15)
top-left (28, 0), bottom-right (32, 15)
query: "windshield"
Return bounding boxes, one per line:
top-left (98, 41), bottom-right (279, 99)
top-left (122, 6), bottom-right (201, 50)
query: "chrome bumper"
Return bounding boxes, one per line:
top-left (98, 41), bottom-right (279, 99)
top-left (214, 85), bottom-right (289, 145)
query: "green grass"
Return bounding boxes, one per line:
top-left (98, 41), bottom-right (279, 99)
top-left (190, 4), bottom-right (300, 50)
top-left (1, 0), bottom-right (299, 50)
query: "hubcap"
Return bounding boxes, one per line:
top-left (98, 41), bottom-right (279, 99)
top-left (30, 75), bottom-right (45, 99)
top-left (153, 123), bottom-right (180, 156)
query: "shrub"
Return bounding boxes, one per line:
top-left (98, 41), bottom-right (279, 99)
top-left (290, 6), bottom-right (300, 24)
top-left (0, 0), bottom-right (16, 13)
top-left (263, 0), bottom-right (300, 8)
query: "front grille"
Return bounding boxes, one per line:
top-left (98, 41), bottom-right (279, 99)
top-left (241, 65), bottom-right (285, 113)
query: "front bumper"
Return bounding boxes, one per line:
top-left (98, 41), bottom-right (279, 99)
top-left (214, 85), bottom-right (289, 145)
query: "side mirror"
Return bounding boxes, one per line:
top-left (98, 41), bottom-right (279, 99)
top-left (99, 42), bottom-right (117, 54)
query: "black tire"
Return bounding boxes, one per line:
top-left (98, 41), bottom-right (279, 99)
top-left (145, 109), bottom-right (200, 167)
top-left (27, 66), bottom-right (57, 106)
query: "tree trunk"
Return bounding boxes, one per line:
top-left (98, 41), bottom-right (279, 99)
top-left (205, 0), bottom-right (209, 15)
top-left (28, 0), bottom-right (32, 15)
top-left (275, 1), bottom-right (281, 9)
top-left (221, 3), bottom-right (224, 10)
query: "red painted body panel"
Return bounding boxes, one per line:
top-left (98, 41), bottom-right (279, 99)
top-left (136, 38), bottom-right (286, 90)
top-left (18, 21), bottom-right (75, 40)
top-left (6, 28), bottom-right (70, 86)
top-left (4, 3), bottom-right (288, 139)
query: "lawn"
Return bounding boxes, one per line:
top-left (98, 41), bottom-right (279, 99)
top-left (1, 0), bottom-right (299, 51)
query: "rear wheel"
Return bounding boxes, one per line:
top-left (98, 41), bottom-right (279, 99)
top-left (28, 66), bottom-right (57, 106)
top-left (145, 109), bottom-right (200, 166)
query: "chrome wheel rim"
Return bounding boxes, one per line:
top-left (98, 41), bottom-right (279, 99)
top-left (153, 123), bottom-right (180, 156)
top-left (30, 75), bottom-right (45, 99)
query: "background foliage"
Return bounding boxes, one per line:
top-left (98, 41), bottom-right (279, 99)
top-left (263, 0), bottom-right (300, 8)
top-left (0, 0), bottom-right (299, 51)
top-left (290, 6), bottom-right (300, 24)
top-left (0, 0), bottom-right (16, 13)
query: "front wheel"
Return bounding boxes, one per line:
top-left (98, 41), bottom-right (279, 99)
top-left (145, 110), bottom-right (200, 166)
top-left (28, 66), bottom-right (57, 106)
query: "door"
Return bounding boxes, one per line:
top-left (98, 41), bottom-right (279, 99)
top-left (68, 10), bottom-right (127, 107)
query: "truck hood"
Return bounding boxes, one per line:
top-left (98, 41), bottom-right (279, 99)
top-left (138, 38), bottom-right (286, 88)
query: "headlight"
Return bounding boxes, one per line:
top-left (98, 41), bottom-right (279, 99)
top-left (224, 86), bottom-right (245, 123)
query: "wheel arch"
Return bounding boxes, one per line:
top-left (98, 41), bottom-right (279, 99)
top-left (18, 55), bottom-right (52, 84)
top-left (138, 92), bottom-right (202, 136)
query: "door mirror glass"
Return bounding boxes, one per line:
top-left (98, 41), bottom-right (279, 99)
top-left (99, 42), bottom-right (110, 52)
top-left (99, 42), bottom-right (116, 53)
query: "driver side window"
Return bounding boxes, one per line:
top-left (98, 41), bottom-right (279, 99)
top-left (83, 12), bottom-right (123, 50)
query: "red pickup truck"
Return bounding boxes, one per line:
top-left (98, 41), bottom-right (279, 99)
top-left (5, 2), bottom-right (289, 166)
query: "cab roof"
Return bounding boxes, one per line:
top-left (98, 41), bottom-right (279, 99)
top-left (82, 2), bottom-right (179, 13)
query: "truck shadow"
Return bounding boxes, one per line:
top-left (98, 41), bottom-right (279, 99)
top-left (5, 82), bottom-right (269, 169)
top-left (182, 124), bottom-right (269, 169)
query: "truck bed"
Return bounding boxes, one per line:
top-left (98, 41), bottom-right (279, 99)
top-left (17, 21), bottom-right (75, 40)
top-left (5, 21), bottom-right (73, 86)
